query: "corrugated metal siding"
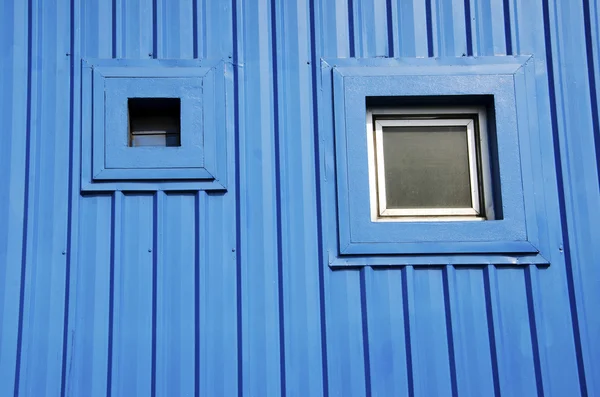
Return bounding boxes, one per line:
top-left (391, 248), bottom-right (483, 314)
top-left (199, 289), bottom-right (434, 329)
top-left (0, 0), bottom-right (599, 396)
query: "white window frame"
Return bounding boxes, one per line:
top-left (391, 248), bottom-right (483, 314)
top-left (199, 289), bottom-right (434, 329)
top-left (366, 106), bottom-right (495, 222)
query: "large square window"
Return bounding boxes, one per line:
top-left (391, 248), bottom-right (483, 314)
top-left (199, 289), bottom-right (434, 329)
top-left (319, 56), bottom-right (558, 266)
top-left (367, 107), bottom-right (495, 221)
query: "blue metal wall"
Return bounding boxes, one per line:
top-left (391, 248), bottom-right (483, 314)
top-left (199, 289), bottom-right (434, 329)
top-left (1, 0), bottom-right (599, 396)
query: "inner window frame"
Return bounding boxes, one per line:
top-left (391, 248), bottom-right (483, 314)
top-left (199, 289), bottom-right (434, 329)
top-left (367, 106), bottom-right (495, 222)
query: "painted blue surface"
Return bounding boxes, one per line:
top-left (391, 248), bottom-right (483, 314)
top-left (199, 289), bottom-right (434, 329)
top-left (0, 0), bottom-right (598, 397)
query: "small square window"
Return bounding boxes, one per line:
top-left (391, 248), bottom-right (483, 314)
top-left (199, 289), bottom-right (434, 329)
top-left (128, 98), bottom-right (181, 147)
top-left (82, 59), bottom-right (230, 191)
top-left (367, 107), bottom-right (495, 222)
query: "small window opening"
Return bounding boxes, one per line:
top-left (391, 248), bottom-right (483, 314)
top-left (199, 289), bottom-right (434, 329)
top-left (367, 106), bottom-right (496, 222)
top-left (128, 98), bottom-right (181, 147)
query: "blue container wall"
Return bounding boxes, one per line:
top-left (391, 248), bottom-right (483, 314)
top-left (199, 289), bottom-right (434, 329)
top-left (1, 0), bottom-right (599, 396)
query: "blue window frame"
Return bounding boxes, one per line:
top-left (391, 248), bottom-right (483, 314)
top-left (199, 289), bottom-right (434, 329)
top-left (319, 56), bottom-right (557, 267)
top-left (81, 59), bottom-right (231, 192)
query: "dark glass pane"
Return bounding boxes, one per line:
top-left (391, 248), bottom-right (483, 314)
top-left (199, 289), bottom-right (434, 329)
top-left (382, 125), bottom-right (472, 209)
top-left (130, 115), bottom-right (180, 135)
top-left (128, 98), bottom-right (181, 147)
top-left (165, 134), bottom-right (180, 147)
